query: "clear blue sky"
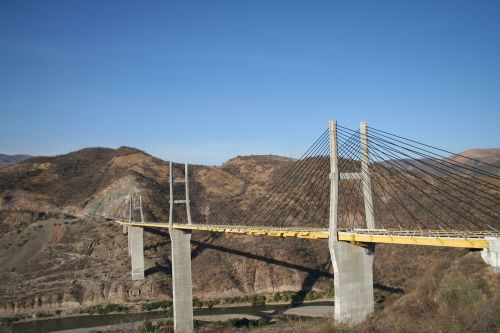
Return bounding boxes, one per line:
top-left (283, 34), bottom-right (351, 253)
top-left (1, 1), bottom-right (499, 165)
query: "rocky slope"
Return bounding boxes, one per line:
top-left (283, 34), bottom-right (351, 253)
top-left (0, 148), bottom-right (332, 314)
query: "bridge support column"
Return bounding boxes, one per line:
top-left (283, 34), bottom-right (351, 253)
top-left (481, 237), bottom-right (500, 273)
top-left (125, 225), bottom-right (131, 257)
top-left (330, 242), bottom-right (375, 324)
top-left (128, 229), bottom-right (131, 256)
top-left (170, 228), bottom-right (194, 333)
top-left (129, 226), bottom-right (144, 280)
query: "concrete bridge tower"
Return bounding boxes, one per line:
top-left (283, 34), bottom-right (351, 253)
top-left (168, 162), bottom-right (194, 333)
top-left (328, 120), bottom-right (375, 323)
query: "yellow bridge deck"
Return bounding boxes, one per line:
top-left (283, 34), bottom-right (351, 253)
top-left (116, 221), bottom-right (497, 249)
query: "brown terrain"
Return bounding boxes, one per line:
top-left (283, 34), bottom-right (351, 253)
top-left (0, 154), bottom-right (31, 168)
top-left (0, 147), bottom-right (499, 332)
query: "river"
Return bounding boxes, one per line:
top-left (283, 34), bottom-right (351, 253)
top-left (0, 301), bottom-right (334, 333)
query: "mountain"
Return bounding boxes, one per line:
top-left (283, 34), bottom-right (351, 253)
top-left (449, 148), bottom-right (500, 175)
top-left (383, 148), bottom-right (500, 177)
top-left (0, 154), bottom-right (31, 168)
top-left (0, 147), bottom-right (498, 332)
top-left (0, 147), bottom-right (334, 314)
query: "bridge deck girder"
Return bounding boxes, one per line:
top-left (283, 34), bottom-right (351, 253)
top-left (115, 221), bottom-right (496, 249)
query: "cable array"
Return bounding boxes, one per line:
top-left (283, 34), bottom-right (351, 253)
top-left (338, 125), bottom-right (499, 232)
top-left (171, 123), bottom-right (500, 233)
top-left (182, 130), bottom-right (331, 228)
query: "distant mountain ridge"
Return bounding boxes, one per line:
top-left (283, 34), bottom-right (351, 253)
top-left (0, 154), bottom-right (31, 167)
top-left (389, 148), bottom-right (500, 176)
top-left (450, 148), bottom-right (500, 175)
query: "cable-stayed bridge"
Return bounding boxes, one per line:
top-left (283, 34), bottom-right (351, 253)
top-left (115, 121), bottom-right (500, 333)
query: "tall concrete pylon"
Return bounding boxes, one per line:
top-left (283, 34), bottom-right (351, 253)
top-left (130, 225), bottom-right (145, 280)
top-left (127, 193), bottom-right (145, 280)
top-left (328, 120), bottom-right (375, 323)
top-left (168, 162), bottom-right (194, 333)
top-left (170, 228), bottom-right (194, 333)
top-left (360, 121), bottom-right (375, 229)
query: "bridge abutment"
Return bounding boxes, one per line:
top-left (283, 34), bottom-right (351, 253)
top-left (129, 226), bottom-right (145, 280)
top-left (481, 237), bottom-right (500, 273)
top-left (170, 228), bottom-right (194, 333)
top-left (330, 242), bottom-right (375, 324)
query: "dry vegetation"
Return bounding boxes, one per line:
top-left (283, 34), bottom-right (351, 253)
top-left (0, 147), bottom-right (499, 332)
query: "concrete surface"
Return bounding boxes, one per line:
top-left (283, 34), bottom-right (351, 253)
top-left (330, 241), bottom-right (374, 324)
top-left (170, 228), bottom-right (194, 333)
top-left (482, 237), bottom-right (500, 273)
top-left (129, 226), bottom-right (144, 280)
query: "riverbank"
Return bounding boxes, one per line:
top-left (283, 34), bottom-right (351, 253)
top-left (0, 301), bottom-right (335, 333)
top-left (0, 292), bottom-right (334, 326)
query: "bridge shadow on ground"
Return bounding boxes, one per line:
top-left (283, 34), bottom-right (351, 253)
top-left (191, 238), bottom-right (335, 306)
top-left (144, 227), bottom-right (169, 237)
top-left (144, 228), bottom-right (171, 277)
top-left (142, 228), bottom-right (403, 303)
top-left (373, 283), bottom-right (403, 294)
top-left (190, 239), bottom-right (333, 278)
top-left (290, 258), bottom-right (333, 306)
top-left (144, 262), bottom-right (170, 276)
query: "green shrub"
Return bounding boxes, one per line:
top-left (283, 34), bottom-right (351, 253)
top-left (225, 318), bottom-right (251, 328)
top-left (305, 291), bottom-right (320, 301)
top-left (205, 299), bottom-right (219, 309)
top-left (139, 320), bottom-right (154, 333)
top-left (0, 315), bottom-right (22, 325)
top-left (317, 320), bottom-right (355, 333)
top-left (250, 295), bottom-right (266, 307)
top-left (227, 318), bottom-right (238, 328)
top-left (141, 301), bottom-right (172, 311)
top-left (257, 318), bottom-right (270, 326)
top-left (192, 299), bottom-right (203, 308)
top-left (104, 304), bottom-right (128, 313)
top-left (438, 276), bottom-right (482, 306)
top-left (326, 284), bottom-right (335, 297)
top-left (83, 304), bottom-right (129, 315)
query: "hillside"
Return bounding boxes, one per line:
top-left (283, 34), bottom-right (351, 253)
top-left (0, 148), bottom-right (333, 313)
top-left (450, 148), bottom-right (500, 176)
top-left (0, 154), bottom-right (31, 168)
top-left (0, 147), bottom-right (498, 332)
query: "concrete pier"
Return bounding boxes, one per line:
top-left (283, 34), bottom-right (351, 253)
top-left (170, 228), bottom-right (194, 333)
top-left (128, 230), bottom-right (131, 256)
top-left (129, 226), bottom-right (145, 280)
top-left (330, 242), bottom-right (375, 323)
top-left (481, 237), bottom-right (500, 273)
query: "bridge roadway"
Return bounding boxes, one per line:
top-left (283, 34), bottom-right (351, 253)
top-left (116, 220), bottom-right (498, 249)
